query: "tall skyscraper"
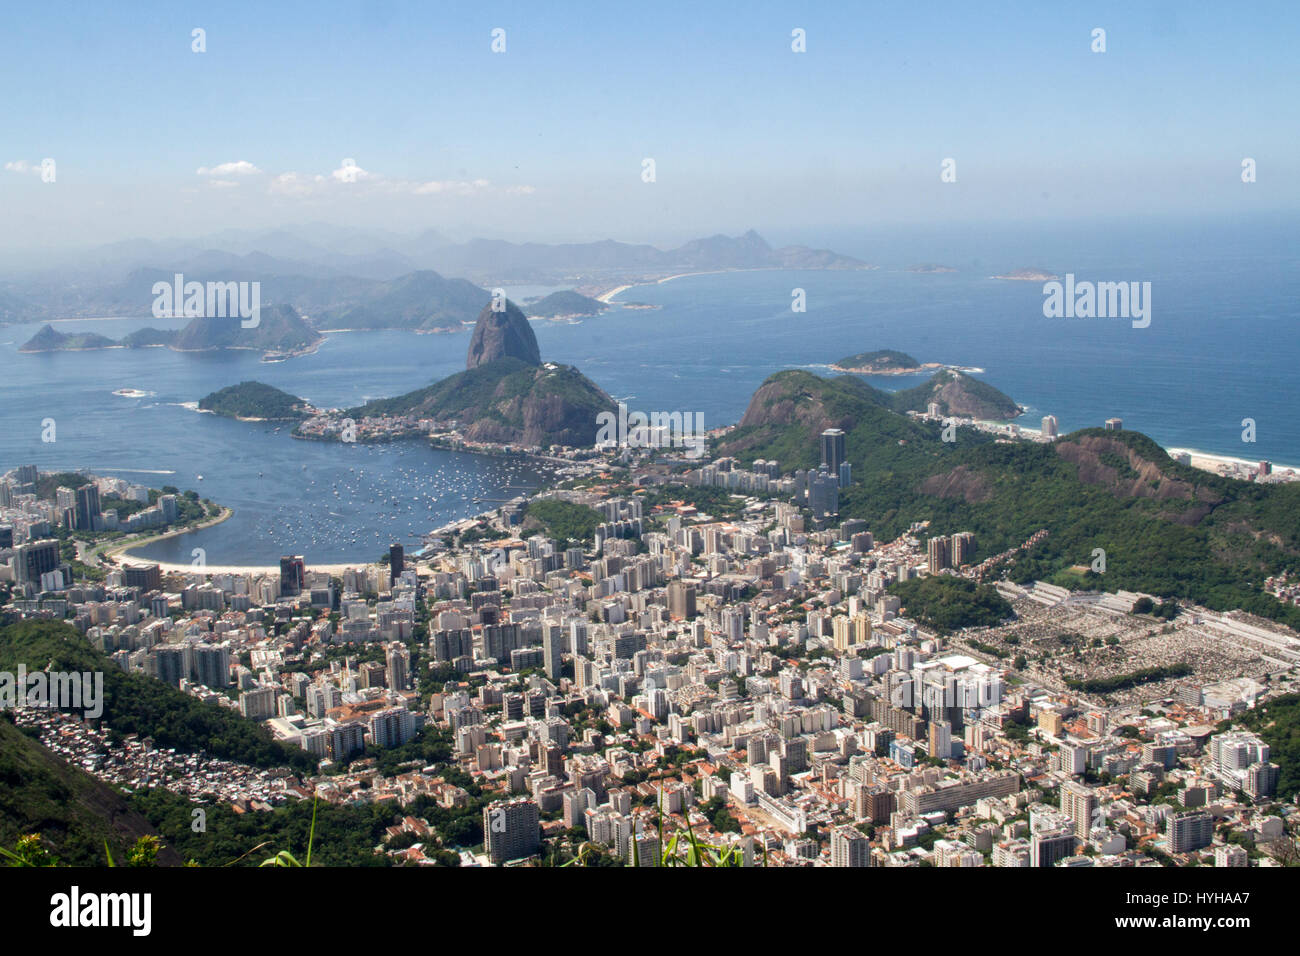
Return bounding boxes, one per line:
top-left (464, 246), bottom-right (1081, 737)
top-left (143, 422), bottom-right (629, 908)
top-left (1041, 415), bottom-right (1058, 439)
top-left (75, 483), bottom-right (101, 532)
top-left (1104, 418), bottom-right (1123, 431)
top-left (543, 622), bottom-right (566, 680)
top-left (279, 555), bottom-right (305, 596)
top-left (385, 642), bottom-right (412, 691)
top-left (1030, 828), bottom-right (1075, 867)
top-left (15, 539), bottom-right (60, 585)
top-left (927, 536), bottom-right (950, 574)
top-left (1167, 811), bottom-right (1213, 854)
top-left (949, 531), bottom-right (974, 566)
top-left (830, 825), bottom-right (871, 867)
top-left (667, 580), bottom-right (697, 620)
top-left (820, 428), bottom-right (846, 476)
top-left (809, 470), bottom-right (839, 518)
top-left (389, 542), bottom-right (405, 585)
top-left (483, 798), bottom-right (541, 863)
top-left (929, 720), bottom-right (955, 761)
top-left (1060, 781), bottom-right (1098, 841)
top-left (123, 564), bottom-right (162, 592)
top-left (194, 643), bottom-right (231, 688)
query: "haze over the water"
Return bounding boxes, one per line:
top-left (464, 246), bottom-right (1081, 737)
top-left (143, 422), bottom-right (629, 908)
top-left (2, 1), bottom-right (1297, 266)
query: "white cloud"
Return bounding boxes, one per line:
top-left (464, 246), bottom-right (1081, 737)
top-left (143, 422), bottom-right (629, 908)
top-left (330, 161), bottom-right (375, 183)
top-left (268, 163), bottom-right (531, 200)
top-left (196, 160), bottom-right (262, 177)
top-left (411, 178), bottom-right (491, 195)
top-left (4, 160), bottom-right (40, 176)
top-left (207, 179), bottom-right (241, 189)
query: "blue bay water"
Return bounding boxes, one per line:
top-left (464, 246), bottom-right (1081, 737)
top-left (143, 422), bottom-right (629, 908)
top-left (1, 217), bottom-right (1295, 563)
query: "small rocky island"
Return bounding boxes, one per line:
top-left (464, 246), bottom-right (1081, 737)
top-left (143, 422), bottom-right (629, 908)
top-left (198, 381), bottom-right (315, 421)
top-left (991, 267), bottom-right (1059, 281)
top-left (20, 303), bottom-right (322, 357)
top-left (523, 290), bottom-right (608, 319)
top-left (830, 349), bottom-right (931, 375)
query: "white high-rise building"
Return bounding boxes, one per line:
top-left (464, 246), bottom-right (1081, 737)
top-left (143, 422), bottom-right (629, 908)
top-left (830, 825), bottom-right (871, 867)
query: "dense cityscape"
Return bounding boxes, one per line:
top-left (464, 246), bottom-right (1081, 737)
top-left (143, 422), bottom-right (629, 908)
top-left (4, 411), bottom-right (1298, 869)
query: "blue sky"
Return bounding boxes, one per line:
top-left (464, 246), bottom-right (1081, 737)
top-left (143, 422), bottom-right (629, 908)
top-left (1, 0), bottom-right (1296, 252)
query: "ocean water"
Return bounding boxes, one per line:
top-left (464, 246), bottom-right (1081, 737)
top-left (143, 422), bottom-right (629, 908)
top-left (0, 321), bottom-right (553, 564)
top-left (543, 215), bottom-right (1300, 465)
top-left (1, 216), bottom-right (1296, 563)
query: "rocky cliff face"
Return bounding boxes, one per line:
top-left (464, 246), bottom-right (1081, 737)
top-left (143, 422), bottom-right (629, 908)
top-left (457, 364), bottom-right (616, 447)
top-left (466, 300), bottom-right (541, 369)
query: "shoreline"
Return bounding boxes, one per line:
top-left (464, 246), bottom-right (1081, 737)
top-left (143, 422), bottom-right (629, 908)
top-left (75, 417), bottom-right (1300, 577)
top-left (101, 506), bottom-right (235, 565)
top-left (1165, 446), bottom-right (1300, 474)
top-left (992, 424), bottom-right (1298, 475)
top-left (154, 559), bottom-right (382, 577)
top-left (111, 505), bottom-right (380, 576)
top-left (830, 361), bottom-right (986, 377)
top-left (598, 267), bottom-right (814, 304)
top-left (100, 435), bottom-right (574, 572)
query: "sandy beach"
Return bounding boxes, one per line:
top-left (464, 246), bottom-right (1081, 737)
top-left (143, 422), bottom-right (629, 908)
top-left (1166, 447), bottom-right (1299, 474)
top-left (598, 268), bottom-right (766, 304)
top-left (144, 560), bottom-right (382, 577)
top-left (596, 285), bottom-right (632, 304)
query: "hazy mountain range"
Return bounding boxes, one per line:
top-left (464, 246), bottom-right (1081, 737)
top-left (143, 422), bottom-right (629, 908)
top-left (0, 229), bottom-right (869, 326)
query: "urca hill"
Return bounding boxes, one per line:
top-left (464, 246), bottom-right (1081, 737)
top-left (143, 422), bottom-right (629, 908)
top-left (349, 300), bottom-right (616, 448)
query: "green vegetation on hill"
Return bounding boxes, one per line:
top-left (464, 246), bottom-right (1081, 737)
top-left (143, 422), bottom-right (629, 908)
top-left (1232, 694), bottom-right (1300, 800)
top-left (351, 357), bottom-right (616, 447)
top-left (889, 369), bottom-right (1022, 420)
top-left (889, 575), bottom-right (1014, 634)
top-left (199, 380), bottom-right (311, 420)
top-left (120, 327), bottom-right (177, 348)
top-left (0, 621), bottom-right (317, 775)
top-left (352, 357), bottom-right (532, 419)
top-left (171, 302), bottom-right (321, 353)
top-left (19, 325), bottom-right (116, 352)
top-left (637, 484), bottom-right (756, 520)
top-left (720, 369), bottom-right (1300, 629)
top-left (34, 471), bottom-right (94, 499)
top-left (130, 789), bottom-right (394, 867)
top-left (523, 499), bottom-right (604, 547)
top-left (0, 714), bottom-right (178, 866)
top-left (21, 306), bottom-right (320, 355)
top-left (524, 290), bottom-right (607, 318)
top-left (721, 368), bottom-right (988, 472)
top-left (317, 270), bottom-right (488, 331)
top-left (833, 349), bottom-right (920, 371)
